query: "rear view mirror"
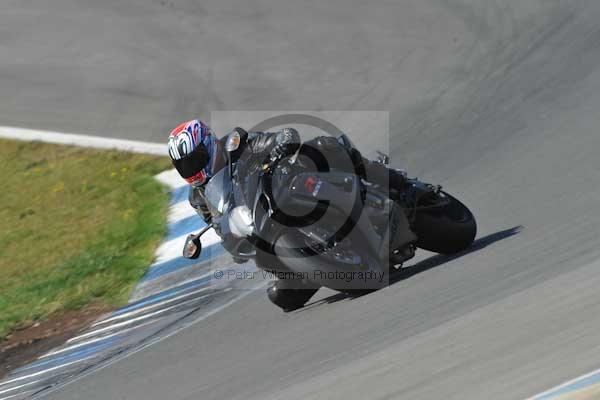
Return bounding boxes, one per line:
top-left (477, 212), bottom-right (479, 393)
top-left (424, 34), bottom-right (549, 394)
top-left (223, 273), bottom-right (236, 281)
top-left (183, 234), bottom-right (202, 259)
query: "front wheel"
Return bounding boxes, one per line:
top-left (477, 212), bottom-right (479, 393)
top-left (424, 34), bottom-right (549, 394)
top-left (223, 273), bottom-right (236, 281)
top-left (412, 192), bottom-right (477, 254)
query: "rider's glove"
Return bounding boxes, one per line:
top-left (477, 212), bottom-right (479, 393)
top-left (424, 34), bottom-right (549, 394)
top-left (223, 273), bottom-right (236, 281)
top-left (269, 128), bottom-right (300, 161)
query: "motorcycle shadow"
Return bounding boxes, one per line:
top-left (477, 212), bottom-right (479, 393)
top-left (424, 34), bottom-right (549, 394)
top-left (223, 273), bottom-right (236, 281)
top-left (299, 225), bottom-right (523, 310)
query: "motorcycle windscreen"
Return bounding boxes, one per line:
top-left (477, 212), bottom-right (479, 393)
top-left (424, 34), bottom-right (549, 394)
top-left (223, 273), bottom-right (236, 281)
top-left (204, 167), bottom-right (232, 216)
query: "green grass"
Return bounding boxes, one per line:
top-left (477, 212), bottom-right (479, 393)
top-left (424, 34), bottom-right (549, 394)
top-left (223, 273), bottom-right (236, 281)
top-left (0, 139), bottom-right (171, 340)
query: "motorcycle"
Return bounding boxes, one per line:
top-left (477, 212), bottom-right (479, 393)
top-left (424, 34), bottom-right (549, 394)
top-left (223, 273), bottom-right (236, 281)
top-left (183, 129), bottom-right (477, 311)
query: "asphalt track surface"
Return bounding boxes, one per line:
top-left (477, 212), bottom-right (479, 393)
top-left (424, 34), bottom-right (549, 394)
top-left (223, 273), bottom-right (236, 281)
top-left (2, 0), bottom-right (600, 399)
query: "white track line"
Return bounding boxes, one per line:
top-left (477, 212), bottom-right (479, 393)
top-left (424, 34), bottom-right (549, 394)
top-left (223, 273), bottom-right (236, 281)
top-left (0, 126), bottom-right (165, 155)
top-left (65, 287), bottom-right (220, 344)
top-left (91, 286), bottom-right (212, 327)
top-left (527, 367), bottom-right (600, 399)
top-left (66, 303), bottom-right (184, 343)
top-left (0, 356), bottom-right (95, 387)
top-left (39, 320), bottom-right (157, 360)
top-left (44, 286), bottom-right (230, 359)
top-left (0, 388), bottom-right (38, 400)
top-left (0, 380), bottom-right (41, 397)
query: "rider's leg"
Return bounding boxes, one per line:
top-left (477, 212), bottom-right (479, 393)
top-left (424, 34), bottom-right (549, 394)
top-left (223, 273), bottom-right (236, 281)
top-left (362, 158), bottom-right (416, 265)
top-left (362, 159), bottom-right (407, 191)
top-left (299, 136), bottom-right (407, 190)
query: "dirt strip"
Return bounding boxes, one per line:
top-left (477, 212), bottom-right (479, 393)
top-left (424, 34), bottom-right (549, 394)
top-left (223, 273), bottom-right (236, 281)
top-left (0, 305), bottom-right (111, 378)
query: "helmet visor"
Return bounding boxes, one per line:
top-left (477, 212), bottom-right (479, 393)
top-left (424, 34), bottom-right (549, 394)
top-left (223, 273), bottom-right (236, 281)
top-left (172, 143), bottom-right (210, 180)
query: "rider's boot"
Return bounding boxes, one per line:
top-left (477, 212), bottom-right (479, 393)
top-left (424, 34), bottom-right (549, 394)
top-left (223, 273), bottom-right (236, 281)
top-left (267, 279), bottom-right (319, 312)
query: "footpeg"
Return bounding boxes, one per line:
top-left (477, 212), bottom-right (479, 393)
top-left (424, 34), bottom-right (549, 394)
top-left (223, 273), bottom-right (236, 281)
top-left (390, 244), bottom-right (415, 267)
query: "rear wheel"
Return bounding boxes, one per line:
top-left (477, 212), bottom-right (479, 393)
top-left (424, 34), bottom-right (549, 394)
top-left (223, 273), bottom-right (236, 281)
top-left (413, 192), bottom-right (477, 254)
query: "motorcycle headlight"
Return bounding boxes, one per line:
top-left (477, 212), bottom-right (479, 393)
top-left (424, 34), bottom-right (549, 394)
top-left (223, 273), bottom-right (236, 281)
top-left (229, 206), bottom-right (254, 238)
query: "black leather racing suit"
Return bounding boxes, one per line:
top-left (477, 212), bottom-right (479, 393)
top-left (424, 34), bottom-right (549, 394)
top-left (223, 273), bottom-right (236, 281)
top-left (188, 128), bottom-right (301, 222)
top-left (188, 128), bottom-right (406, 223)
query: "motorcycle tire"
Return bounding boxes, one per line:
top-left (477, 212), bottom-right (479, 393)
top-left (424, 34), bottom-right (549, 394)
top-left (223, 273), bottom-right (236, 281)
top-left (413, 192), bottom-right (477, 254)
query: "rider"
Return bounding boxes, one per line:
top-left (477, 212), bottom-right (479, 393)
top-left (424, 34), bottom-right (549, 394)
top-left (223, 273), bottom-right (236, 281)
top-left (167, 119), bottom-right (408, 224)
top-left (167, 119), bottom-right (304, 223)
